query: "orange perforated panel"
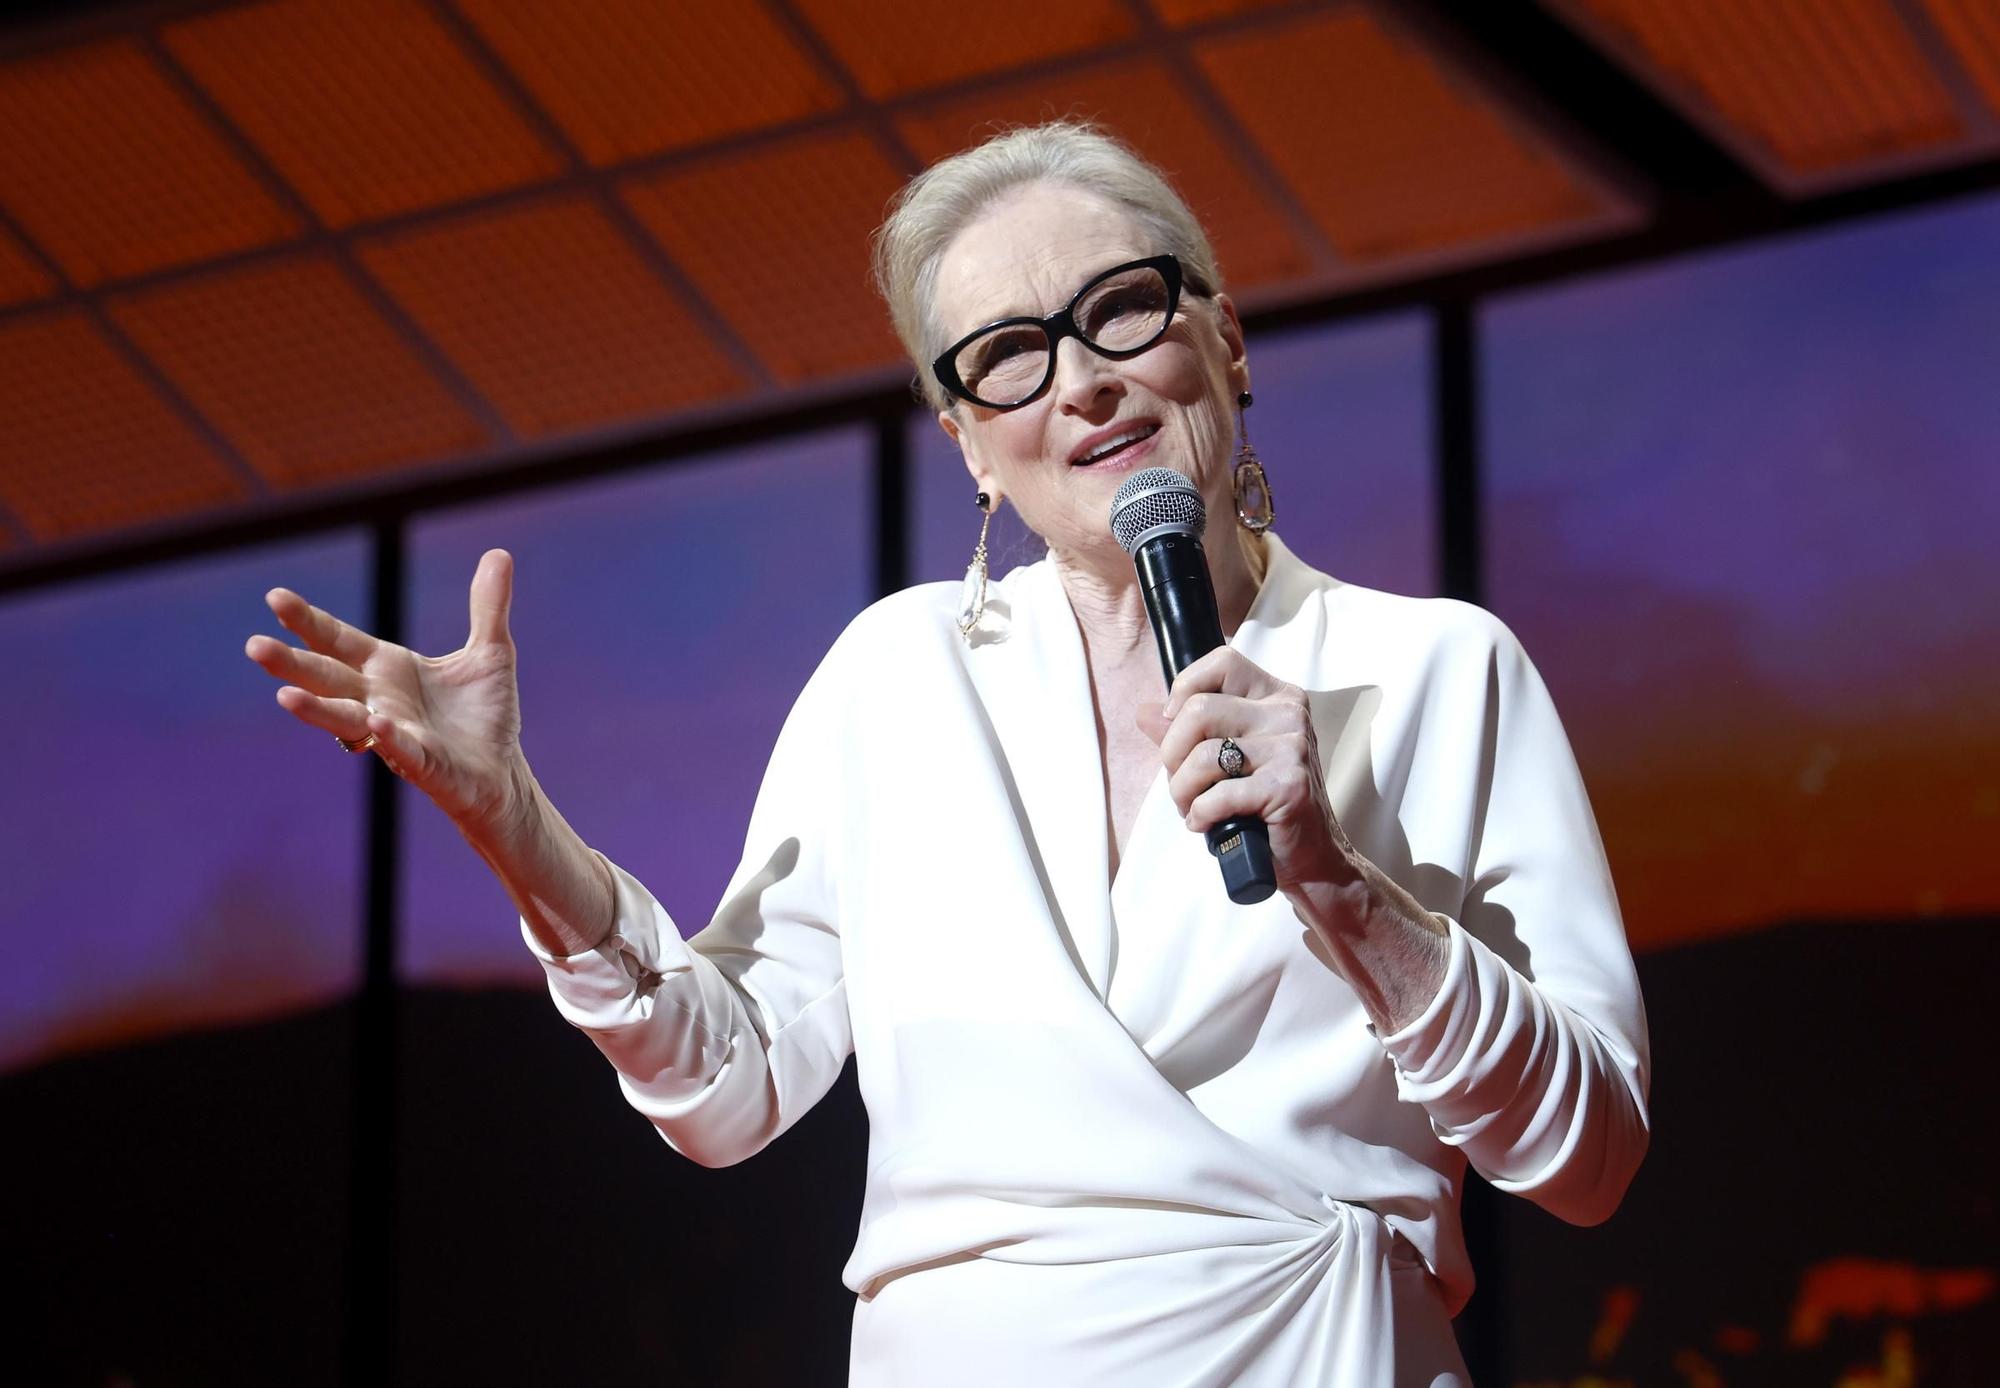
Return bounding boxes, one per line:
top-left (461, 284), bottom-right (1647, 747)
top-left (1572, 0), bottom-right (1963, 174)
top-left (455, 0), bottom-right (842, 166)
top-left (621, 130), bottom-right (905, 384)
top-left (161, 0), bottom-right (564, 229)
top-left (0, 312), bottom-right (246, 540)
top-left (1922, 0), bottom-right (2000, 118)
top-left (1150, 0), bottom-right (1298, 26)
top-left (790, 0), bottom-right (1136, 98)
top-left (0, 223), bottom-right (57, 308)
top-left (357, 195), bottom-right (748, 437)
top-left (1199, 10), bottom-right (1606, 261)
top-left (0, 39), bottom-right (300, 288)
top-left (897, 58), bottom-right (1312, 291)
top-left (108, 257), bottom-right (489, 491)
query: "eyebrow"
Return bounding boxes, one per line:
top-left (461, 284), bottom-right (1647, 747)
top-left (961, 291), bottom-right (1055, 332)
top-left (958, 257), bottom-right (1138, 331)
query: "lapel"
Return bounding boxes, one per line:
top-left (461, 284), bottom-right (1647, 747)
top-left (961, 558), bottom-right (1119, 998)
top-left (957, 535), bottom-right (1335, 1004)
top-left (1228, 532), bottom-right (1327, 687)
top-left (951, 537), bottom-right (1389, 1226)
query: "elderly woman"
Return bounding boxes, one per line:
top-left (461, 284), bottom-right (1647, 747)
top-left (246, 123), bottom-right (1648, 1385)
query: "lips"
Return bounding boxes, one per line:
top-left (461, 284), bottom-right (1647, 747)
top-left (1069, 422), bottom-right (1161, 467)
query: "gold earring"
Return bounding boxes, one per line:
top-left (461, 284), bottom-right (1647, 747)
top-left (957, 491), bottom-right (993, 638)
top-left (1232, 390), bottom-right (1274, 533)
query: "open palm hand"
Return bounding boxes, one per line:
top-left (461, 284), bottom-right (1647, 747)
top-left (245, 548), bottom-right (529, 834)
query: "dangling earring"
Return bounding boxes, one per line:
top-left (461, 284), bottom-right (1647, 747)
top-left (957, 491), bottom-right (993, 639)
top-left (1232, 390), bottom-right (1275, 534)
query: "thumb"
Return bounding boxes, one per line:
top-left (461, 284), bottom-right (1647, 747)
top-left (1134, 699), bottom-right (1169, 746)
top-left (469, 548), bottom-right (514, 647)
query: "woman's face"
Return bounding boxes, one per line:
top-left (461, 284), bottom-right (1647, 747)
top-left (932, 182), bottom-right (1248, 564)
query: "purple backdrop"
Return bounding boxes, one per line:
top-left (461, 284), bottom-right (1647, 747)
top-left (0, 532), bottom-right (369, 1072)
top-left (396, 428), bottom-right (874, 985)
top-left (1483, 189), bottom-right (2000, 949)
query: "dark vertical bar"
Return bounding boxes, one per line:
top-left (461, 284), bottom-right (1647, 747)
top-left (1433, 297), bottom-right (1505, 1385)
top-left (873, 411), bottom-right (911, 598)
top-left (1434, 297), bottom-right (1483, 606)
top-left (344, 515), bottom-right (403, 1387)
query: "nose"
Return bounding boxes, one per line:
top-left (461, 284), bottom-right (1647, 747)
top-left (1049, 334), bottom-right (1122, 416)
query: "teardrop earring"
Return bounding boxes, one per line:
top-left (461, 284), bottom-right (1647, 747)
top-left (957, 491), bottom-right (993, 639)
top-left (1232, 390), bottom-right (1275, 534)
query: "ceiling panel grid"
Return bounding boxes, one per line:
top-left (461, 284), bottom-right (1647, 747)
top-left (454, 0), bottom-right (846, 165)
top-left (1551, 0), bottom-right (2000, 191)
top-left (0, 218), bottom-right (58, 308)
top-left (791, 0), bottom-right (1140, 98)
top-left (356, 193), bottom-right (749, 435)
top-left (620, 127), bottom-right (908, 384)
top-left (1198, 7), bottom-right (1616, 261)
top-left (106, 255), bottom-right (490, 490)
top-left (2, 0), bottom-right (1994, 575)
top-left (0, 37), bottom-right (301, 288)
top-left (1918, 0), bottom-right (2000, 119)
top-left (0, 310), bottom-right (246, 540)
top-left (895, 55), bottom-right (1321, 291)
top-left (160, 0), bottom-right (567, 229)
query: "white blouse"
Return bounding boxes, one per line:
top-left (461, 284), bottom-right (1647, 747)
top-left (523, 533), bottom-right (1650, 1386)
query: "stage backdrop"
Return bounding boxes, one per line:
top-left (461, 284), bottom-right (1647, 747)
top-left (4, 195), bottom-right (1995, 1383)
top-left (1479, 190), bottom-right (2000, 1385)
top-left (2, 532), bottom-right (370, 1379)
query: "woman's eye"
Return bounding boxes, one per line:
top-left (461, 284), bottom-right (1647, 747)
top-left (1095, 293), bottom-right (1137, 319)
top-left (1085, 288), bottom-right (1162, 334)
top-left (970, 329), bottom-right (1043, 377)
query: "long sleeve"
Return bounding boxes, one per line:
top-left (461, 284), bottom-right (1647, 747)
top-left (1375, 613), bottom-right (1651, 1227)
top-left (520, 641), bottom-right (855, 1170)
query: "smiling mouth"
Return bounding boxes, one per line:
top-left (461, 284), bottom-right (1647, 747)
top-left (1071, 424), bottom-right (1160, 467)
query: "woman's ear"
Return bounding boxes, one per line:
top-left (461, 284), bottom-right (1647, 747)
top-left (938, 408), bottom-right (1003, 510)
top-left (1213, 292), bottom-right (1250, 398)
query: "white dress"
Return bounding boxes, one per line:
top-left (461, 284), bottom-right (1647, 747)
top-left (523, 534), bottom-right (1651, 1386)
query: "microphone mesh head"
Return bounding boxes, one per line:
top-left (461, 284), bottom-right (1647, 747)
top-left (1109, 468), bottom-right (1206, 554)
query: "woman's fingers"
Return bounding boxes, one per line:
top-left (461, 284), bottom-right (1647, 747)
top-left (1184, 762), bottom-right (1297, 834)
top-left (244, 634), bottom-right (369, 702)
top-left (360, 708), bottom-right (431, 779)
top-left (1156, 690), bottom-right (1299, 772)
top-left (274, 685), bottom-right (373, 740)
top-left (265, 587), bottom-right (380, 668)
top-left (272, 687), bottom-right (442, 788)
top-left (1166, 731), bottom-right (1284, 817)
top-left (1163, 646), bottom-right (1279, 718)
top-left (467, 548), bottom-right (513, 649)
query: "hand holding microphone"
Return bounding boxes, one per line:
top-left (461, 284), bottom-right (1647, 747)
top-left (1110, 468), bottom-right (1278, 904)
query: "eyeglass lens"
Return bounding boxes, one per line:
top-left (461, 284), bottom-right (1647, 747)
top-left (953, 263), bottom-right (1174, 406)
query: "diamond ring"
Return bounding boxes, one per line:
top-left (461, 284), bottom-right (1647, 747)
top-left (1217, 737), bottom-right (1248, 778)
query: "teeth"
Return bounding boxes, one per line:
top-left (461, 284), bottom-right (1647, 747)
top-left (1080, 425), bottom-right (1156, 464)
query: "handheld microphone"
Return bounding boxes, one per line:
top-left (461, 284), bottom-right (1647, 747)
top-left (1109, 468), bottom-right (1277, 905)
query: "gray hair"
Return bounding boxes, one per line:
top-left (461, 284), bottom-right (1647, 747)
top-left (872, 121), bottom-right (1224, 411)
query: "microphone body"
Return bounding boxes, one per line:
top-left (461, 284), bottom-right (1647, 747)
top-left (1132, 530), bottom-right (1223, 687)
top-left (1111, 470), bottom-right (1278, 905)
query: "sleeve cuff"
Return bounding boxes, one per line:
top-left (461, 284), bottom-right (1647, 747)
top-left (518, 852), bottom-right (694, 1031)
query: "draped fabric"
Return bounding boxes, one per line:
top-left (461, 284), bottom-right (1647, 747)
top-left (525, 534), bottom-right (1649, 1385)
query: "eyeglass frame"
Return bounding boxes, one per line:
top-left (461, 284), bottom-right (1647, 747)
top-left (930, 254), bottom-right (1207, 412)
